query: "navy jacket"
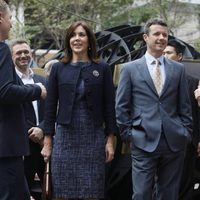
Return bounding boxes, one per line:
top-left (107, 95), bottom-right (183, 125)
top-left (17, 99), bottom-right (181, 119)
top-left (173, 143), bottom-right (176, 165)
top-left (44, 61), bottom-right (117, 136)
top-left (23, 74), bottom-right (46, 131)
top-left (22, 74), bottom-right (46, 153)
top-left (187, 75), bottom-right (200, 147)
top-left (0, 42), bottom-right (41, 157)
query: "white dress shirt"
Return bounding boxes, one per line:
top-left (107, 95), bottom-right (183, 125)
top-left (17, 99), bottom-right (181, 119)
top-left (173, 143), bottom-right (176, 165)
top-left (15, 68), bottom-right (39, 125)
top-left (145, 52), bottom-right (166, 87)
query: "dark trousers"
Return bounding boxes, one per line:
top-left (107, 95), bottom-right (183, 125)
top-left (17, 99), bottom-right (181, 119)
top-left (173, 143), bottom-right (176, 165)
top-left (179, 143), bottom-right (196, 200)
top-left (0, 156), bottom-right (30, 200)
top-left (131, 134), bottom-right (185, 200)
top-left (24, 146), bottom-right (45, 196)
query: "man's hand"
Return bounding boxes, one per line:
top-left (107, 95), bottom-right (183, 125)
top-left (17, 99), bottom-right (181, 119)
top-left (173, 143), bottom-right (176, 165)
top-left (36, 82), bottom-right (47, 99)
top-left (28, 127), bottom-right (44, 144)
top-left (194, 86), bottom-right (200, 106)
top-left (197, 142), bottom-right (200, 157)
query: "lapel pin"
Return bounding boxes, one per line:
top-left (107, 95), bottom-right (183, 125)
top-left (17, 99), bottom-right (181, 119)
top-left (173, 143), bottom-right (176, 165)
top-left (93, 70), bottom-right (99, 77)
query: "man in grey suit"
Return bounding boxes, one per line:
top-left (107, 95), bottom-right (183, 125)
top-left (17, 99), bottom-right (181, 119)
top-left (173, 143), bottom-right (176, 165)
top-left (115, 18), bottom-right (192, 200)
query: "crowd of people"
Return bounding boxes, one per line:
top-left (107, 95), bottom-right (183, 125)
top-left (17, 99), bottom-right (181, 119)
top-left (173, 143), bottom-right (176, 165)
top-left (1, 0), bottom-right (200, 200)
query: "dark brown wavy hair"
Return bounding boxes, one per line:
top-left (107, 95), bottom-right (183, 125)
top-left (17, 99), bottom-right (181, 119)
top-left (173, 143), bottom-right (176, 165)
top-left (61, 21), bottom-right (99, 64)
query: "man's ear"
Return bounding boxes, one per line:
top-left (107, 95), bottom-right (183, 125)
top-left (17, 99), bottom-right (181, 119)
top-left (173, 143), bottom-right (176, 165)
top-left (178, 53), bottom-right (183, 61)
top-left (143, 33), bottom-right (148, 42)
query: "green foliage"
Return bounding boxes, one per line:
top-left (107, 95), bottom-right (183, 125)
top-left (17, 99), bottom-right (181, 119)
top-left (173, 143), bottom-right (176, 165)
top-left (150, 0), bottom-right (192, 31)
top-left (8, 0), bottom-right (21, 6)
top-left (194, 37), bottom-right (200, 52)
top-left (21, 0), bottom-right (193, 50)
top-left (23, 0), bottom-right (134, 48)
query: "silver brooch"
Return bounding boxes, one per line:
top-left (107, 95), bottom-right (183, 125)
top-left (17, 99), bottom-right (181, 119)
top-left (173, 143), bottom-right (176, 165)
top-left (93, 70), bottom-right (99, 77)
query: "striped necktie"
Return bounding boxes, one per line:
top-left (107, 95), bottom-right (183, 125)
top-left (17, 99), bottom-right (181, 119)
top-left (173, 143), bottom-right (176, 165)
top-left (152, 59), bottom-right (162, 95)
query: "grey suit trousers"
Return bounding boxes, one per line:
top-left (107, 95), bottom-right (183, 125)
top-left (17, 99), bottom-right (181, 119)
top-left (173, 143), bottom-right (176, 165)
top-left (131, 133), bottom-right (185, 200)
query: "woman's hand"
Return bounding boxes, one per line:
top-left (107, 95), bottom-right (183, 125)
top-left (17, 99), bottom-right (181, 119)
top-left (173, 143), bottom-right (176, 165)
top-left (194, 86), bottom-right (200, 106)
top-left (41, 135), bottom-right (52, 163)
top-left (105, 134), bottom-right (115, 163)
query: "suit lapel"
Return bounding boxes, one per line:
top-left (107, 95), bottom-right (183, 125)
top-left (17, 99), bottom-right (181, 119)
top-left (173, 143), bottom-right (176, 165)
top-left (161, 58), bottom-right (174, 96)
top-left (33, 74), bottom-right (40, 83)
top-left (136, 56), bottom-right (158, 95)
top-left (135, 56), bottom-right (175, 97)
top-left (16, 74), bottom-right (24, 85)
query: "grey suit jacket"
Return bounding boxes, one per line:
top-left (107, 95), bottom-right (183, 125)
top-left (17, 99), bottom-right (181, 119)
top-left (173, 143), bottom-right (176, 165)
top-left (115, 55), bottom-right (193, 152)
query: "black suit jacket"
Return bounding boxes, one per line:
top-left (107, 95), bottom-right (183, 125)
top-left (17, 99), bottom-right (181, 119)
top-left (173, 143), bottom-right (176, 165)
top-left (187, 75), bottom-right (200, 147)
top-left (23, 74), bottom-right (46, 154)
top-left (0, 42), bottom-right (41, 157)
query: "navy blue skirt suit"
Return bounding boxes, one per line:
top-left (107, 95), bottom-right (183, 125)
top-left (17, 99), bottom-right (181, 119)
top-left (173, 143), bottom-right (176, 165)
top-left (44, 61), bottom-right (116, 199)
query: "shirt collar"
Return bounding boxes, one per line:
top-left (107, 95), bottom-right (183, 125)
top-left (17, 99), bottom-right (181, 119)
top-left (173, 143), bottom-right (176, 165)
top-left (145, 52), bottom-right (164, 66)
top-left (15, 67), bottom-right (34, 79)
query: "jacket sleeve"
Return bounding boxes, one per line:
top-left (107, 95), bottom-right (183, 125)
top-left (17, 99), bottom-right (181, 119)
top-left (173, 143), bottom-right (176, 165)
top-left (115, 64), bottom-right (133, 142)
top-left (103, 63), bottom-right (117, 135)
top-left (178, 64), bottom-right (193, 140)
top-left (34, 75), bottom-right (47, 131)
top-left (43, 64), bottom-right (58, 136)
top-left (0, 42), bottom-right (41, 104)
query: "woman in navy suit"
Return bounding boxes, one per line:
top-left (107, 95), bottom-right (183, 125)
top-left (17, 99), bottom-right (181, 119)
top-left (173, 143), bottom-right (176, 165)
top-left (41, 21), bottom-right (117, 200)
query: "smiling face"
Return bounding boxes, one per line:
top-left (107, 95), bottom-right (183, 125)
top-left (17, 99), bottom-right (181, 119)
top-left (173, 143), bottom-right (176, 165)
top-left (0, 7), bottom-right (12, 41)
top-left (69, 25), bottom-right (89, 61)
top-left (143, 24), bottom-right (168, 58)
top-left (12, 43), bottom-right (32, 72)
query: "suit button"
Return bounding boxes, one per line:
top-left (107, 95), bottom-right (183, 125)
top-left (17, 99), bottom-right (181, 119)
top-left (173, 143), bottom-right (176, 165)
top-left (87, 89), bottom-right (92, 95)
top-left (85, 78), bottom-right (89, 82)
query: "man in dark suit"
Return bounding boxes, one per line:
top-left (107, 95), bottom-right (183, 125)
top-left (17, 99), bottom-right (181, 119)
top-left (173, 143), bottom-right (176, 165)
top-left (10, 39), bottom-right (46, 199)
top-left (0, 1), bottom-right (46, 200)
top-left (115, 18), bottom-right (192, 200)
top-left (163, 40), bottom-right (200, 200)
